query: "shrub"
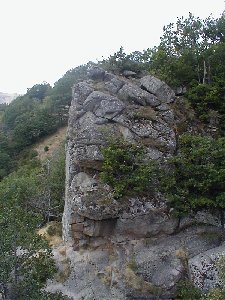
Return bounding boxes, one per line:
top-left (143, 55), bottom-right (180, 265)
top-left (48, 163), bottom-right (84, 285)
top-left (160, 134), bottom-right (225, 226)
top-left (100, 138), bottom-right (158, 199)
top-left (176, 280), bottom-right (202, 300)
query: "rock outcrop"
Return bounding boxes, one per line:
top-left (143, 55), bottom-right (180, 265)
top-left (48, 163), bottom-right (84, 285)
top-left (61, 67), bottom-right (225, 300)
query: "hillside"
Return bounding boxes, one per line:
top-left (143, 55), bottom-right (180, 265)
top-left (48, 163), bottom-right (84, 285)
top-left (0, 91), bottom-right (19, 104)
top-left (33, 126), bottom-right (67, 161)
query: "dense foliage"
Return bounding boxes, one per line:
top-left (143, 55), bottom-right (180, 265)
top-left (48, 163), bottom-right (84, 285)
top-left (161, 134), bottom-right (225, 226)
top-left (0, 145), bottom-right (65, 298)
top-left (0, 64), bottom-right (91, 179)
top-left (0, 164), bottom-right (54, 299)
top-left (100, 138), bottom-right (158, 199)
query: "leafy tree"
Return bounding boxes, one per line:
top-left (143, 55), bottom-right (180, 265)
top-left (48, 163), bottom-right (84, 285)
top-left (99, 46), bottom-right (145, 74)
top-left (41, 143), bottom-right (66, 221)
top-left (12, 110), bottom-right (57, 150)
top-left (161, 134), bottom-right (225, 227)
top-left (3, 95), bottom-right (38, 129)
top-left (0, 132), bottom-right (12, 179)
top-left (0, 151), bottom-right (11, 179)
top-left (0, 165), bottom-right (57, 299)
top-left (26, 82), bottom-right (52, 101)
top-left (49, 63), bottom-right (91, 109)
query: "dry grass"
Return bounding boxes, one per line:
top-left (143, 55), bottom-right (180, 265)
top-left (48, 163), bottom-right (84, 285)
top-left (33, 126), bottom-right (67, 161)
top-left (38, 222), bottom-right (63, 247)
top-left (124, 267), bottom-right (161, 295)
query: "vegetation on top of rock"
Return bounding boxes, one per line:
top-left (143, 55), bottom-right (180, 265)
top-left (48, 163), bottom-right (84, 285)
top-left (99, 12), bottom-right (225, 133)
top-left (101, 134), bottom-right (225, 229)
top-left (100, 138), bottom-right (158, 199)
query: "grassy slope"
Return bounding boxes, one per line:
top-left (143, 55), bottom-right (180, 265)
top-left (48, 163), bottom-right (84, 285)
top-left (33, 126), bottom-right (67, 161)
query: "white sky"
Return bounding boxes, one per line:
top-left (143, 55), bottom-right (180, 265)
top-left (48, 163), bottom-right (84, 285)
top-left (0, 0), bottom-right (224, 94)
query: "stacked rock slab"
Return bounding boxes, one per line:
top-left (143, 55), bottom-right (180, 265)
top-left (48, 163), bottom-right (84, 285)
top-left (62, 67), bottom-right (224, 299)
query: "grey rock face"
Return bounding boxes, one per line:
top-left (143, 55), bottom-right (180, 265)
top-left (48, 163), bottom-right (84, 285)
top-left (84, 91), bottom-right (125, 119)
top-left (189, 245), bottom-right (225, 291)
top-left (140, 75), bottom-right (175, 103)
top-left (123, 70), bottom-right (137, 77)
top-left (118, 83), bottom-right (161, 107)
top-left (54, 226), bottom-right (222, 300)
top-left (61, 67), bottom-right (223, 299)
top-left (88, 66), bottom-right (105, 80)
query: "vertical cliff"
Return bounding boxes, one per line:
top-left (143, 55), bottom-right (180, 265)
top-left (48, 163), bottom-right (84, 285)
top-left (63, 67), bottom-right (177, 244)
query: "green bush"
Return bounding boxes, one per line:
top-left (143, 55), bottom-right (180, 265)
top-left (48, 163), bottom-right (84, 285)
top-left (176, 280), bottom-right (202, 300)
top-left (100, 138), bottom-right (158, 199)
top-left (160, 134), bottom-right (225, 225)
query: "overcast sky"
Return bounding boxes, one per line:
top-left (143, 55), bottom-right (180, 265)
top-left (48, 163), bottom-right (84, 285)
top-left (0, 0), bottom-right (224, 94)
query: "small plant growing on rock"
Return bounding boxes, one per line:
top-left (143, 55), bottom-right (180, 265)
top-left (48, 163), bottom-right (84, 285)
top-left (176, 280), bottom-right (202, 299)
top-left (127, 257), bottom-right (138, 271)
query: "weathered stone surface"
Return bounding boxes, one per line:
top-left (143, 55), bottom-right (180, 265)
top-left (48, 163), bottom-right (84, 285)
top-left (176, 86), bottom-right (187, 95)
top-left (140, 75), bottom-right (175, 103)
top-left (88, 66), bottom-right (105, 80)
top-left (83, 91), bottom-right (125, 119)
top-left (63, 69), bottom-right (178, 244)
top-left (115, 211), bottom-right (178, 238)
top-left (123, 70), bottom-right (137, 77)
top-left (71, 223), bottom-right (84, 232)
top-left (179, 210), bottom-right (221, 230)
top-left (105, 77), bottom-right (125, 94)
top-left (189, 245), bottom-right (225, 291)
top-left (50, 226), bottom-right (222, 300)
top-left (118, 83), bottom-right (160, 107)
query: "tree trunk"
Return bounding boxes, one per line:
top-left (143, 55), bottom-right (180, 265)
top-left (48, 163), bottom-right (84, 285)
top-left (197, 62), bottom-right (201, 83)
top-left (203, 60), bottom-right (207, 84)
top-left (208, 63), bottom-right (211, 84)
top-left (220, 209), bottom-right (224, 230)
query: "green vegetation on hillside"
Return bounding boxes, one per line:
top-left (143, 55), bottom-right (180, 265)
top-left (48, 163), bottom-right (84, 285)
top-left (0, 146), bottom-right (65, 298)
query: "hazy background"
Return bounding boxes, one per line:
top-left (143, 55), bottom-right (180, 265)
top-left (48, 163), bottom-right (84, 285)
top-left (0, 0), bottom-right (224, 93)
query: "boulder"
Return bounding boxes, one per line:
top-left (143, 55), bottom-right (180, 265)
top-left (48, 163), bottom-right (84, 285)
top-left (88, 66), bottom-right (105, 80)
top-left (140, 75), bottom-right (175, 103)
top-left (118, 83), bottom-right (160, 107)
top-left (123, 70), bottom-right (137, 77)
top-left (189, 245), bottom-right (225, 291)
